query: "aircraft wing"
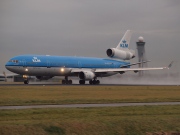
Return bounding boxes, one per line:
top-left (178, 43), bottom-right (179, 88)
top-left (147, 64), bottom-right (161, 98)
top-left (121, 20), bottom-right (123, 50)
top-left (71, 61), bottom-right (173, 73)
top-left (94, 67), bottom-right (167, 73)
top-left (71, 67), bottom-right (167, 74)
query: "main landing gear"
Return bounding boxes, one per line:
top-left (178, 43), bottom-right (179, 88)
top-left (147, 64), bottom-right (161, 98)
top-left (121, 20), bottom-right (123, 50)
top-left (79, 80), bottom-right (85, 84)
top-left (89, 79), bottom-right (100, 85)
top-left (78, 79), bottom-right (100, 85)
top-left (62, 76), bottom-right (72, 84)
top-left (62, 77), bottom-right (100, 85)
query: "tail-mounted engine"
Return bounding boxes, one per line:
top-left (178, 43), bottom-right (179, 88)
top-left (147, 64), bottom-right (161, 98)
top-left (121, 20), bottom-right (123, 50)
top-left (106, 48), bottom-right (135, 60)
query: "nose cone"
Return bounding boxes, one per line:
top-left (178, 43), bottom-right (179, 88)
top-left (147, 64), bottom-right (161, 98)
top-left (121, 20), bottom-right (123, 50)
top-left (5, 62), bottom-right (8, 67)
top-left (5, 62), bottom-right (11, 71)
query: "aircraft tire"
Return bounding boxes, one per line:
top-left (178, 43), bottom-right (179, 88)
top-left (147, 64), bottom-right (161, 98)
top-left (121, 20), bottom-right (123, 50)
top-left (24, 80), bottom-right (29, 84)
top-left (96, 80), bottom-right (100, 84)
top-left (68, 80), bottom-right (72, 84)
top-left (62, 80), bottom-right (66, 84)
top-left (89, 80), bottom-right (93, 85)
top-left (92, 80), bottom-right (97, 84)
top-left (92, 80), bottom-right (100, 85)
top-left (79, 80), bottom-right (85, 84)
top-left (62, 80), bottom-right (72, 84)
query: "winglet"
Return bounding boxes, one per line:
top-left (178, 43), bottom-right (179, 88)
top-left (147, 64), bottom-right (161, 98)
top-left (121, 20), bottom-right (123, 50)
top-left (167, 61), bottom-right (173, 69)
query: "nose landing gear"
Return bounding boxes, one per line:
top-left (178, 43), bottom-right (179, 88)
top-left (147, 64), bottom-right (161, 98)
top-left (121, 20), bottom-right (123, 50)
top-left (23, 75), bottom-right (29, 84)
top-left (24, 80), bottom-right (29, 84)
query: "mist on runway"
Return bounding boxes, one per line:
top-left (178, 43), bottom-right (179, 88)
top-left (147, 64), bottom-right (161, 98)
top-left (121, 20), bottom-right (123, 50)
top-left (100, 72), bottom-right (180, 85)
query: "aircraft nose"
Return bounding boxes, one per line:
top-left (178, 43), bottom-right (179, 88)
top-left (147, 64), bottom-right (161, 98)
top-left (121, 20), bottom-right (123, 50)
top-left (5, 62), bottom-right (11, 70)
top-left (5, 62), bottom-right (8, 67)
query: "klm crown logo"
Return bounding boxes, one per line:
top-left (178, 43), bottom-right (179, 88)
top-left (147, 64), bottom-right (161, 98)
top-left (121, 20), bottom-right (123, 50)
top-left (120, 40), bottom-right (128, 48)
top-left (32, 57), bottom-right (41, 62)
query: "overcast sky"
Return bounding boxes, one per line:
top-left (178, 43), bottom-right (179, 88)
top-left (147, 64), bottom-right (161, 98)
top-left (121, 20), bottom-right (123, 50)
top-left (0, 0), bottom-right (180, 74)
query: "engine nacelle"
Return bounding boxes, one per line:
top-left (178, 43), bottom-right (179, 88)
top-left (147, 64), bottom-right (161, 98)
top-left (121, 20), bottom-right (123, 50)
top-left (79, 71), bottom-right (95, 80)
top-left (36, 76), bottom-right (53, 80)
top-left (106, 48), bottom-right (135, 60)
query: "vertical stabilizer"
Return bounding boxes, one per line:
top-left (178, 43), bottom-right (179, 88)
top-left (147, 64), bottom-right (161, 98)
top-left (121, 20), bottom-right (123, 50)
top-left (106, 30), bottom-right (135, 60)
top-left (116, 30), bottom-right (132, 50)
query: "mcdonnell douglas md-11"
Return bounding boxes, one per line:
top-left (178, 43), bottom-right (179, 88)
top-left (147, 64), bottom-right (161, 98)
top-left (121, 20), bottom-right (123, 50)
top-left (5, 30), bottom-right (172, 84)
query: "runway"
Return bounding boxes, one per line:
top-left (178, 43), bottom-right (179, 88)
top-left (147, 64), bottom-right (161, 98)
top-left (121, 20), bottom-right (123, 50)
top-left (1, 102), bottom-right (180, 110)
top-left (0, 82), bottom-right (179, 86)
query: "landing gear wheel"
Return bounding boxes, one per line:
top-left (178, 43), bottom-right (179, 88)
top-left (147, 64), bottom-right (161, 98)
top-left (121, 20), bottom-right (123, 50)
top-left (79, 80), bottom-right (85, 84)
top-left (89, 79), bottom-right (100, 85)
top-left (62, 76), bottom-right (73, 85)
top-left (89, 80), bottom-right (93, 85)
top-left (68, 80), bottom-right (72, 84)
top-left (24, 80), bottom-right (29, 84)
top-left (62, 79), bottom-right (73, 84)
top-left (92, 80), bottom-right (96, 84)
top-left (62, 80), bottom-right (66, 84)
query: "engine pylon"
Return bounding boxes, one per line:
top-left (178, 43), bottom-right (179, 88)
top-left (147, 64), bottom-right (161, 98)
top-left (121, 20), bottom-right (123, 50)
top-left (136, 37), bottom-right (147, 76)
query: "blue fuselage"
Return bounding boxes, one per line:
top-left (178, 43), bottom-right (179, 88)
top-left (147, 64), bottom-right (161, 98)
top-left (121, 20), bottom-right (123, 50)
top-left (6, 55), bottom-right (130, 68)
top-left (5, 55), bottom-right (130, 76)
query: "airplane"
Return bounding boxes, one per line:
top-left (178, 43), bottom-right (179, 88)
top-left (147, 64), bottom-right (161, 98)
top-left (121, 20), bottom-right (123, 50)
top-left (5, 30), bottom-right (172, 85)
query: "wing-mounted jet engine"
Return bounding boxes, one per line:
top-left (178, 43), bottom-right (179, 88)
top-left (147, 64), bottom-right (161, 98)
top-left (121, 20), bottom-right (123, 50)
top-left (78, 71), bottom-right (100, 84)
top-left (79, 71), bottom-right (95, 80)
top-left (106, 30), bottom-right (135, 60)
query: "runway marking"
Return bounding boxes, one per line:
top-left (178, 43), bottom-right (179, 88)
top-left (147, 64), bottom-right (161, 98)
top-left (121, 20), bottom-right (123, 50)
top-left (1, 102), bottom-right (180, 110)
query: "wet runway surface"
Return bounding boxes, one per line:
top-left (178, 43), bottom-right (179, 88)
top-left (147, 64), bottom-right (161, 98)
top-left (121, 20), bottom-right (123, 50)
top-left (0, 83), bottom-right (179, 86)
top-left (1, 102), bottom-right (180, 110)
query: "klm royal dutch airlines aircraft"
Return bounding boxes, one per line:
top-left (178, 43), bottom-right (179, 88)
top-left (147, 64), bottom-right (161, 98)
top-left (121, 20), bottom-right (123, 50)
top-left (5, 30), bottom-right (171, 84)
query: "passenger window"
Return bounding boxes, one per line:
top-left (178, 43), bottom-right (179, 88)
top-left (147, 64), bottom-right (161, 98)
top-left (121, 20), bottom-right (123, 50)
top-left (9, 60), bottom-right (18, 63)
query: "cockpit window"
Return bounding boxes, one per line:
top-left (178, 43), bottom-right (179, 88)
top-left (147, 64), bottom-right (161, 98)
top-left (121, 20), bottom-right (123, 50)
top-left (9, 60), bottom-right (19, 63)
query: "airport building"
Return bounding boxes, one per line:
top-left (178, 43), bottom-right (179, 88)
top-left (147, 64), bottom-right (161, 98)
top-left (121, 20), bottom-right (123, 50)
top-left (0, 74), bottom-right (24, 82)
top-left (0, 74), bottom-right (62, 83)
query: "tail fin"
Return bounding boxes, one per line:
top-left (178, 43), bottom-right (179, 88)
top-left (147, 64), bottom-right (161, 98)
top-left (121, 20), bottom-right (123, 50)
top-left (116, 30), bottom-right (132, 50)
top-left (106, 30), bottom-right (135, 60)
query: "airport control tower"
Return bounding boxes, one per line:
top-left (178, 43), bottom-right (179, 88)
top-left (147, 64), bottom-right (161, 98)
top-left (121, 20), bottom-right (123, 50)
top-left (136, 36), bottom-right (147, 76)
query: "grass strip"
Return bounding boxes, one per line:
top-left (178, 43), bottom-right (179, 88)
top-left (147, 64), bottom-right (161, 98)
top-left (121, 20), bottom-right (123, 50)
top-left (0, 105), bottom-right (180, 135)
top-left (0, 86), bottom-right (180, 105)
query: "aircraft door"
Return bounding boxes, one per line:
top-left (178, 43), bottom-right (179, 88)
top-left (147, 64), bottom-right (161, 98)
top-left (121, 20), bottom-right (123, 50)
top-left (78, 61), bottom-right (82, 68)
top-left (47, 61), bottom-right (51, 68)
top-left (22, 60), bottom-right (26, 67)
